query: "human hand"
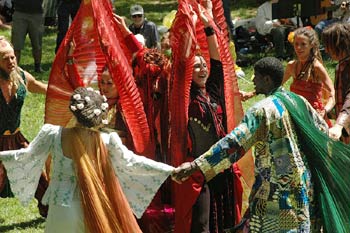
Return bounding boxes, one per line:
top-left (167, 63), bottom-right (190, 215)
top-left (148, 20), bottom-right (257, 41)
top-left (272, 19), bottom-right (281, 27)
top-left (113, 14), bottom-right (131, 37)
top-left (201, 0), bottom-right (213, 15)
top-left (171, 161), bottom-right (199, 184)
top-left (67, 40), bottom-right (76, 57)
top-left (329, 124), bottom-right (343, 140)
top-left (240, 90), bottom-right (255, 101)
top-left (198, 1), bottom-right (213, 26)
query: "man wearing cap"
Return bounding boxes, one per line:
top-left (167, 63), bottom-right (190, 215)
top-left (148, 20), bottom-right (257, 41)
top-left (128, 4), bottom-right (159, 49)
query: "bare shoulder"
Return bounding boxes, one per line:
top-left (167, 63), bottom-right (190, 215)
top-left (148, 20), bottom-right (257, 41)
top-left (284, 60), bottom-right (296, 75)
top-left (287, 59), bottom-right (296, 67)
top-left (22, 70), bottom-right (36, 83)
top-left (313, 59), bottom-right (326, 71)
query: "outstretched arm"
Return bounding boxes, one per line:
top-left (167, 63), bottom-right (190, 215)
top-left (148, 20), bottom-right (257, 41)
top-left (25, 71), bottom-right (47, 94)
top-left (0, 124), bottom-right (57, 205)
top-left (198, 1), bottom-right (220, 60)
top-left (173, 108), bottom-right (266, 183)
top-left (106, 132), bottom-right (174, 218)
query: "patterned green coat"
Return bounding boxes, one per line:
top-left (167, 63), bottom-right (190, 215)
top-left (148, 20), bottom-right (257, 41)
top-left (195, 89), bottom-right (328, 232)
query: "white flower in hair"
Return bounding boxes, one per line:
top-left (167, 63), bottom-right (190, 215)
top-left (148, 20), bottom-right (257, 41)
top-left (77, 103), bottom-right (84, 110)
top-left (102, 119), bottom-right (109, 125)
top-left (95, 90), bottom-right (101, 95)
top-left (70, 105), bottom-right (77, 111)
top-left (86, 87), bottom-right (94, 92)
top-left (102, 95), bottom-right (107, 102)
top-left (73, 94), bottom-right (81, 100)
top-left (94, 109), bottom-right (102, 116)
top-left (85, 96), bottom-right (91, 102)
top-left (101, 102), bottom-right (109, 110)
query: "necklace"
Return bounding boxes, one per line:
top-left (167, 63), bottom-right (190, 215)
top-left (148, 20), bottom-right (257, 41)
top-left (296, 57), bottom-right (314, 80)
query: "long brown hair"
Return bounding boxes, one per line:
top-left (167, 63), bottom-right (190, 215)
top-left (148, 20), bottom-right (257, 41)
top-left (69, 87), bottom-right (141, 233)
top-left (293, 27), bottom-right (322, 81)
top-left (322, 23), bottom-right (350, 59)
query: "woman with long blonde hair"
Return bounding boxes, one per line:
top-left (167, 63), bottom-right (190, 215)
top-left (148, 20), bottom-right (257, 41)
top-left (0, 36), bottom-right (48, 216)
top-left (0, 87), bottom-right (174, 232)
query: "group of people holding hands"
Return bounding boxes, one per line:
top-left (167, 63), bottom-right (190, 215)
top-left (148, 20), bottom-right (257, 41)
top-left (0, 0), bottom-right (350, 232)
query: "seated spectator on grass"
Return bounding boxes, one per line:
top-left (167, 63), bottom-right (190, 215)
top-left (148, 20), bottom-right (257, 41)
top-left (255, 0), bottom-right (298, 60)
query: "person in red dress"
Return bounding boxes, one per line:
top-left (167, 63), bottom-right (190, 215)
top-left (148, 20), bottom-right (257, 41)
top-left (283, 26), bottom-right (335, 126)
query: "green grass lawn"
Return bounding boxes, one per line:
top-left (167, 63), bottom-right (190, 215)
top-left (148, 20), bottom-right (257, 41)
top-left (0, 0), bottom-right (338, 232)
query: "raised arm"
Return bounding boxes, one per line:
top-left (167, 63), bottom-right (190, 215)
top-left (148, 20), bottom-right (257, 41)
top-left (113, 14), bottom-right (143, 54)
top-left (106, 132), bottom-right (174, 218)
top-left (198, 1), bottom-right (220, 60)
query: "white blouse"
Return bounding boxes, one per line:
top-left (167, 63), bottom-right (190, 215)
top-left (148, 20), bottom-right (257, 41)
top-left (0, 124), bottom-right (174, 218)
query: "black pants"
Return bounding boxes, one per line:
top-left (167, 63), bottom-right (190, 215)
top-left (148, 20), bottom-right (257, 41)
top-left (191, 183), bottom-right (210, 233)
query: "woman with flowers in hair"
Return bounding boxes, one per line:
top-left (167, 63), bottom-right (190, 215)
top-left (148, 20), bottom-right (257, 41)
top-left (283, 27), bottom-right (335, 125)
top-left (0, 86), bottom-right (174, 232)
top-left (0, 36), bottom-right (48, 216)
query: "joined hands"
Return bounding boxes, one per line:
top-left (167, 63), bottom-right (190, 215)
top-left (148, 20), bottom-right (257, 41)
top-left (171, 161), bottom-right (199, 184)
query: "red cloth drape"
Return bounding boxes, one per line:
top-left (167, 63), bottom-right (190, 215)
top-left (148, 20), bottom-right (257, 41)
top-left (45, 0), bottom-right (151, 154)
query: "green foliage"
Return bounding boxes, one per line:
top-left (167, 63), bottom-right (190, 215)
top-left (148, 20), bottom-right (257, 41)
top-left (0, 0), bottom-right (339, 231)
top-left (231, 0), bottom-right (259, 19)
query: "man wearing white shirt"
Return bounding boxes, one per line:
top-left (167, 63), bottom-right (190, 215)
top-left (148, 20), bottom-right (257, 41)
top-left (255, 0), bottom-right (296, 60)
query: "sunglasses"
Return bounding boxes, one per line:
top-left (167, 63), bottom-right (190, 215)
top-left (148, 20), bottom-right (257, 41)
top-left (132, 14), bottom-right (143, 18)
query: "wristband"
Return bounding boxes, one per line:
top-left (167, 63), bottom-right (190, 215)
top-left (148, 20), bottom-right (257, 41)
top-left (204, 26), bottom-right (215, 37)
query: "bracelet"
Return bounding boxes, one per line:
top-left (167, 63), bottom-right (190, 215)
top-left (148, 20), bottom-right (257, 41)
top-left (204, 26), bottom-right (215, 37)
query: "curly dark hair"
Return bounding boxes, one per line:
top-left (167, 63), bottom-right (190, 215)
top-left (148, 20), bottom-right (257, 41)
top-left (69, 87), bottom-right (108, 128)
top-left (254, 57), bottom-right (284, 88)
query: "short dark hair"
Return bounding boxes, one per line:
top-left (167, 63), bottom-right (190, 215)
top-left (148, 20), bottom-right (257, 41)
top-left (254, 57), bottom-right (284, 88)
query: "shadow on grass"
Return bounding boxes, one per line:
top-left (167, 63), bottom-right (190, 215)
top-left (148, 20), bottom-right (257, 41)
top-left (0, 217), bottom-right (45, 232)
